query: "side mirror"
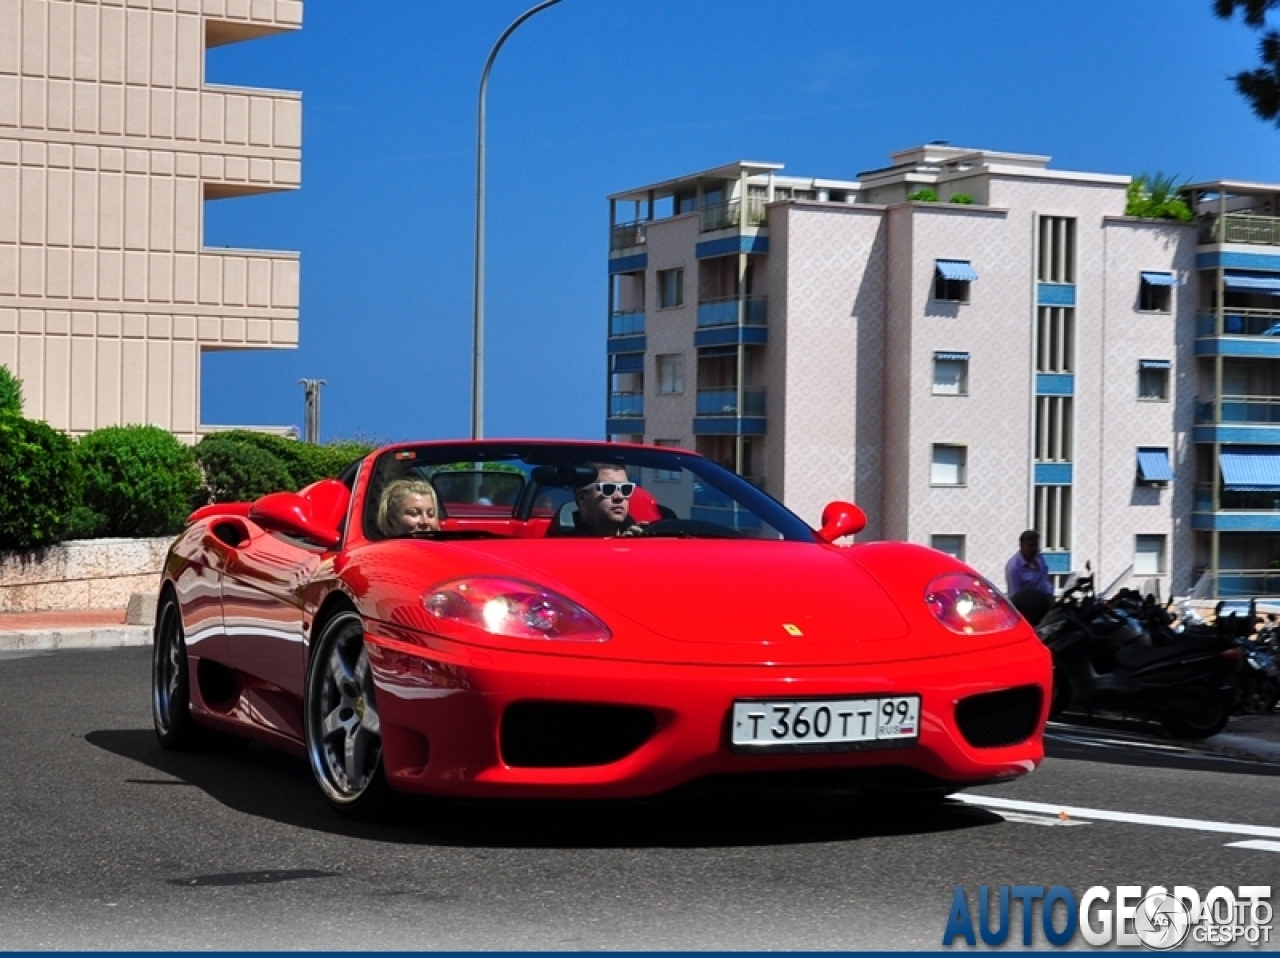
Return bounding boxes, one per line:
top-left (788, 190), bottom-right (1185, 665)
top-left (816, 500), bottom-right (867, 543)
top-left (249, 491), bottom-right (341, 549)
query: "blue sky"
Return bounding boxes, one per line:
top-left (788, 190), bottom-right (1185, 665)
top-left (202, 0), bottom-right (1280, 444)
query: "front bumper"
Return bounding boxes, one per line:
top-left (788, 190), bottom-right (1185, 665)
top-left (365, 625), bottom-right (1051, 799)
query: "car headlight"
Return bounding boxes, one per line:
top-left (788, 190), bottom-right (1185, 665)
top-left (422, 577), bottom-right (611, 642)
top-left (925, 572), bottom-right (1022, 635)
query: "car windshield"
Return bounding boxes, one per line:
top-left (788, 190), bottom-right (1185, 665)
top-left (362, 441), bottom-right (815, 542)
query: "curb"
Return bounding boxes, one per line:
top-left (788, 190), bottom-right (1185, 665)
top-left (0, 626), bottom-right (151, 652)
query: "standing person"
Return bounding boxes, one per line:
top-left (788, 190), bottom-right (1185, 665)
top-left (1005, 529), bottom-right (1054, 625)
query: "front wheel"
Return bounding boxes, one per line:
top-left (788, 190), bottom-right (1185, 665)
top-left (1160, 697), bottom-right (1231, 739)
top-left (152, 593), bottom-right (197, 749)
top-left (304, 611), bottom-right (391, 817)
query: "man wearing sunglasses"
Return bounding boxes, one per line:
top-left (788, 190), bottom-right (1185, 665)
top-left (571, 465), bottom-right (645, 536)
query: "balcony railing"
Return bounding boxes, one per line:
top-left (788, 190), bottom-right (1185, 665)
top-left (696, 388), bottom-right (765, 417)
top-left (696, 296), bottom-right (768, 328)
top-left (1195, 484), bottom-right (1280, 512)
top-left (1197, 310), bottom-right (1280, 337)
top-left (1200, 213), bottom-right (1280, 247)
top-left (609, 309), bottom-right (645, 337)
top-left (1195, 395), bottom-right (1280, 424)
top-left (1203, 568), bottom-right (1280, 598)
top-left (700, 197), bottom-right (768, 232)
top-left (610, 221), bottom-right (646, 251)
top-left (608, 392), bottom-right (643, 418)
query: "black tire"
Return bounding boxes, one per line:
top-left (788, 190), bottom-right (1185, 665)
top-left (152, 593), bottom-right (197, 749)
top-left (304, 611), bottom-right (391, 818)
top-left (1160, 697), bottom-right (1231, 739)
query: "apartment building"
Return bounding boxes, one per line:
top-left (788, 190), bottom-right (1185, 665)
top-left (606, 145), bottom-right (1261, 597)
top-left (0, 0), bottom-right (302, 442)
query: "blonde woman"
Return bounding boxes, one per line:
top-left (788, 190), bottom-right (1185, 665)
top-left (377, 479), bottom-right (441, 536)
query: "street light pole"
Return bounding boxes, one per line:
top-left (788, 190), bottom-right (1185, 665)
top-left (472, 0), bottom-right (562, 440)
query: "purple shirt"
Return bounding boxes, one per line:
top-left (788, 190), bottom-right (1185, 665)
top-left (1005, 551), bottom-right (1053, 596)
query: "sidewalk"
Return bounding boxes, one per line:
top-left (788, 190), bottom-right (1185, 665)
top-left (0, 608), bottom-right (151, 651)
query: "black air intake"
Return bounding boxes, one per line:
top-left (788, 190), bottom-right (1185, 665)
top-left (500, 702), bottom-right (656, 768)
top-left (955, 686), bottom-right (1042, 749)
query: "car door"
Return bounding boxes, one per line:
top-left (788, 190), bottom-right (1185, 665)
top-left (219, 528), bottom-right (328, 698)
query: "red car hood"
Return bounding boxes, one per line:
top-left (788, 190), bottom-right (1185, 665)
top-left (438, 539), bottom-right (914, 659)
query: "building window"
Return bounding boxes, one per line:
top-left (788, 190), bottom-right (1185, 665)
top-left (1035, 485), bottom-right (1072, 552)
top-left (1037, 216), bottom-right (1076, 284)
top-left (932, 352), bottom-right (969, 395)
top-left (1034, 396), bottom-right (1073, 462)
top-left (1134, 534), bottom-right (1167, 575)
top-left (931, 444), bottom-right (967, 486)
top-left (1035, 306), bottom-right (1075, 373)
top-left (930, 534), bottom-right (965, 560)
top-left (934, 260), bottom-right (976, 303)
top-left (658, 268), bottom-right (684, 308)
top-left (1138, 360), bottom-right (1170, 401)
top-left (1139, 271), bottom-right (1175, 313)
top-left (656, 353), bottom-right (684, 394)
top-left (1136, 447), bottom-right (1174, 486)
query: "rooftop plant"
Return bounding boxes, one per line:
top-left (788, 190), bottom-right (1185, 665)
top-left (1126, 173), bottom-right (1193, 222)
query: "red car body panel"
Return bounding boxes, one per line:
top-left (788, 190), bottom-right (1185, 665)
top-left (159, 439), bottom-right (1052, 800)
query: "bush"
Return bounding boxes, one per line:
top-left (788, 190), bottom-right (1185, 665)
top-left (949, 192), bottom-right (975, 204)
top-left (907, 188), bottom-right (939, 202)
top-left (0, 366), bottom-right (22, 417)
top-left (193, 434), bottom-right (295, 504)
top-left (1126, 173), bottom-right (1192, 222)
top-left (221, 430), bottom-right (371, 486)
top-left (75, 425), bottom-right (204, 537)
top-left (0, 416), bottom-right (81, 549)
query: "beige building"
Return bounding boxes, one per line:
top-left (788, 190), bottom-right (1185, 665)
top-left (607, 146), bottom-right (1213, 596)
top-left (0, 0), bottom-right (302, 442)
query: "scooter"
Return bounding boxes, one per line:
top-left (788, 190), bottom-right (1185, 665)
top-left (1237, 618), bottom-right (1280, 714)
top-left (1035, 572), bottom-right (1242, 739)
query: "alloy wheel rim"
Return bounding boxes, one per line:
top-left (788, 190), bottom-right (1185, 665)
top-left (315, 632), bottom-right (381, 798)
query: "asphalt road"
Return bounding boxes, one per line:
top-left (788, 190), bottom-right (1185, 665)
top-left (3, 646), bottom-right (1278, 950)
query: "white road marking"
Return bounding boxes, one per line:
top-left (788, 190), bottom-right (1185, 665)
top-left (957, 794), bottom-right (1280, 840)
top-left (1225, 839), bottom-right (1280, 853)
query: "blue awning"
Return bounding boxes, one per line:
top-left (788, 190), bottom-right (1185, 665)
top-left (934, 351), bottom-right (970, 362)
top-left (1221, 448), bottom-right (1280, 491)
top-left (610, 353), bottom-right (644, 374)
top-left (1140, 271), bottom-right (1177, 287)
top-left (1223, 271), bottom-right (1280, 292)
top-left (936, 259), bottom-right (978, 282)
top-left (1139, 358), bottom-right (1172, 369)
top-left (1137, 448), bottom-right (1174, 483)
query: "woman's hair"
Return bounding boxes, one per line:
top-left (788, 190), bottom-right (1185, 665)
top-left (376, 478), bottom-right (438, 536)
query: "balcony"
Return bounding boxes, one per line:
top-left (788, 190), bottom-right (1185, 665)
top-left (609, 310), bottom-right (646, 337)
top-left (696, 297), bottom-right (768, 328)
top-left (610, 221), bottom-right (646, 251)
top-left (608, 392), bottom-right (644, 418)
top-left (696, 388), bottom-right (765, 417)
top-left (700, 197), bottom-right (768, 232)
top-left (1196, 310), bottom-right (1280, 337)
top-left (1195, 396), bottom-right (1280, 424)
top-left (1194, 484), bottom-right (1280, 511)
top-left (1200, 213), bottom-right (1280, 247)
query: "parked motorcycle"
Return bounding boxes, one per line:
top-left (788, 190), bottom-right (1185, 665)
top-left (1035, 572), bottom-right (1242, 739)
top-left (1237, 618), bottom-right (1280, 714)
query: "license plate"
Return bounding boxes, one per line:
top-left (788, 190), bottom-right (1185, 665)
top-left (730, 695), bottom-right (920, 752)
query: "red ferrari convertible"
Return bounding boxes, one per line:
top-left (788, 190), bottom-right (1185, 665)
top-left (153, 439), bottom-right (1051, 816)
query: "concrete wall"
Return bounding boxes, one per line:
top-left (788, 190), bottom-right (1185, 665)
top-left (0, 535), bottom-right (171, 611)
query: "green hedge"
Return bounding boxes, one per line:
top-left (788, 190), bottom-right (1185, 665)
top-left (73, 425), bottom-right (204, 538)
top-left (0, 365), bottom-right (22, 417)
top-left (0, 416), bottom-right (82, 549)
top-left (192, 430), bottom-right (373, 503)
